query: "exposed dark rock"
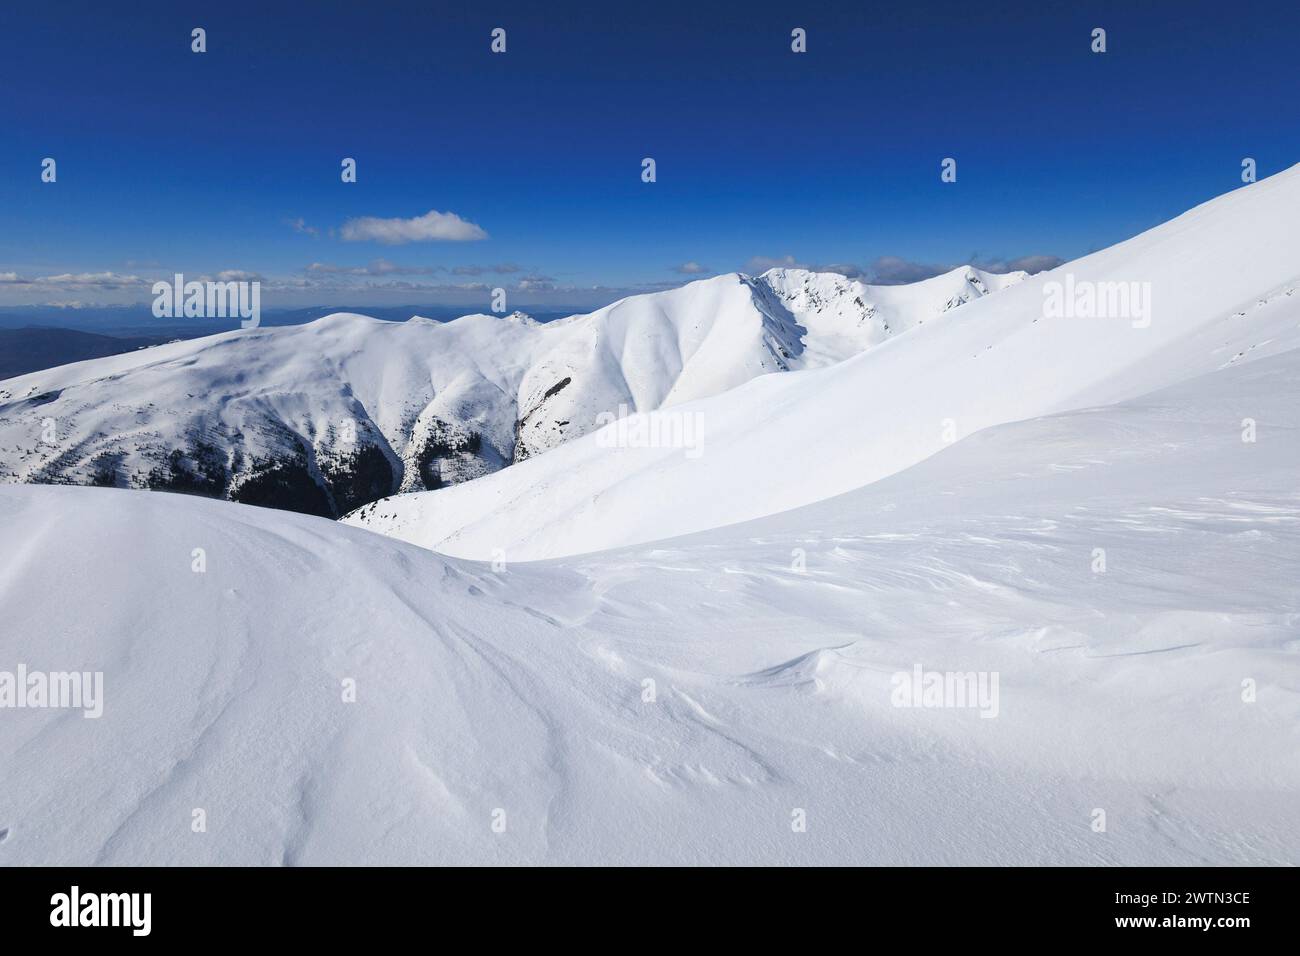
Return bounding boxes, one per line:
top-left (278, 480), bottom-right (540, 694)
top-left (513, 377), bottom-right (576, 463)
top-left (542, 376), bottom-right (572, 400)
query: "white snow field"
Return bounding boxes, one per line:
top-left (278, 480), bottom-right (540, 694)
top-left (1, 345), bottom-right (1298, 865)
top-left (346, 166), bottom-right (1300, 561)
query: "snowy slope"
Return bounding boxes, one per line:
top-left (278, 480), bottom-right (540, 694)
top-left (0, 266), bottom-right (1018, 516)
top-left (347, 165), bottom-right (1300, 560)
top-left (3, 347), bottom-right (1298, 865)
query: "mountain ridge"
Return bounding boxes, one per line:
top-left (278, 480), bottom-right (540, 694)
top-left (0, 264), bottom-right (1021, 516)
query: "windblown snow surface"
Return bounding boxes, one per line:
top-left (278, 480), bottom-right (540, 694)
top-left (2, 348), bottom-right (1298, 864)
top-left (3, 169), bottom-right (1300, 865)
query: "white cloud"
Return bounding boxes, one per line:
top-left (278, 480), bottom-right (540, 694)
top-left (975, 254), bottom-right (1064, 275)
top-left (673, 261), bottom-right (709, 275)
top-left (307, 259), bottom-right (440, 277)
top-left (516, 273), bottom-right (556, 292)
top-left (451, 263), bottom-right (521, 276)
top-left (340, 209), bottom-right (488, 244)
top-left (285, 217), bottom-right (319, 237)
top-left (743, 254), bottom-right (804, 274)
top-left (34, 272), bottom-right (146, 289)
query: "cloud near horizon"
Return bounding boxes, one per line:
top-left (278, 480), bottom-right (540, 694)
top-left (339, 209), bottom-right (488, 244)
top-left (743, 253), bottom-right (1063, 284)
top-left (307, 259), bottom-right (441, 277)
top-left (208, 270), bottom-right (263, 283)
top-left (0, 271), bottom-right (147, 290)
top-left (451, 263), bottom-right (521, 276)
top-left (976, 254), bottom-right (1065, 275)
top-left (868, 254), bottom-right (1064, 284)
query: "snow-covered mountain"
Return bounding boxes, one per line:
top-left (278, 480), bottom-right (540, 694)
top-left (5, 170), bottom-right (1300, 866)
top-left (0, 266), bottom-right (1020, 516)
top-left (4, 343), bottom-right (1298, 864)
top-left (346, 165), bottom-right (1300, 560)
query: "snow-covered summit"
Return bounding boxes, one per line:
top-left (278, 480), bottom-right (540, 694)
top-left (753, 265), bottom-right (1027, 365)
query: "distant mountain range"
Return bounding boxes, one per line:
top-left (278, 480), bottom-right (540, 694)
top-left (0, 327), bottom-right (169, 379)
top-left (0, 266), bottom-right (1022, 516)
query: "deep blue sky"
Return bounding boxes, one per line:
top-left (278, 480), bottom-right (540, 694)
top-left (2, 0), bottom-right (1298, 309)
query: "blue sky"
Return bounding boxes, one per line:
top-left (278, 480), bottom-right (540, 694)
top-left (2, 0), bottom-right (1298, 309)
